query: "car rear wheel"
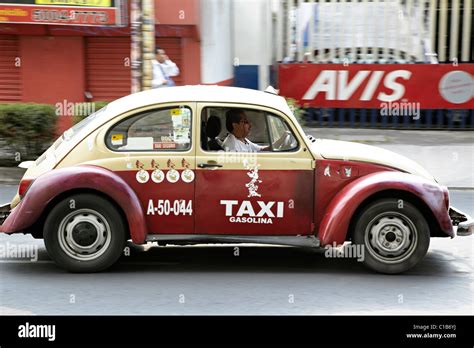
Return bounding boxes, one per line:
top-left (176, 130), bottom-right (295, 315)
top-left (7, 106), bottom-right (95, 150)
top-left (44, 193), bottom-right (126, 272)
top-left (353, 198), bottom-right (430, 274)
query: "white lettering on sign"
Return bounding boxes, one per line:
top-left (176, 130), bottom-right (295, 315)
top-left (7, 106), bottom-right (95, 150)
top-left (302, 70), bottom-right (412, 102)
top-left (338, 70), bottom-right (371, 100)
top-left (220, 200), bottom-right (284, 224)
top-left (229, 216), bottom-right (273, 224)
top-left (147, 199), bottom-right (192, 216)
top-left (378, 70), bottom-right (412, 102)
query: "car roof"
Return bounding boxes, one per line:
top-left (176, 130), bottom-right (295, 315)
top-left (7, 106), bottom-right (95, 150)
top-left (105, 85), bottom-right (291, 117)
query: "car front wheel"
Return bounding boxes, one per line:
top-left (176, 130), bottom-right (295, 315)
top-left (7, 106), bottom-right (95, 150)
top-left (353, 198), bottom-right (430, 274)
top-left (44, 193), bottom-right (126, 272)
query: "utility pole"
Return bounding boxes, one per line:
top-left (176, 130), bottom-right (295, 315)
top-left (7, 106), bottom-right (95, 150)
top-left (131, 0), bottom-right (155, 93)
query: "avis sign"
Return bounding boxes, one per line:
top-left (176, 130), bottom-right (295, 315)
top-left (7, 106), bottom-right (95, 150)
top-left (279, 63), bottom-right (474, 109)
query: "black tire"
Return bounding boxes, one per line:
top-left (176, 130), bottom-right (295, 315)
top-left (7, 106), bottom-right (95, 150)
top-left (44, 193), bottom-right (126, 272)
top-left (353, 198), bottom-right (430, 274)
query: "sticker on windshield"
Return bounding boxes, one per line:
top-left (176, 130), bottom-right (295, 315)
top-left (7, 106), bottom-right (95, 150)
top-left (181, 109), bottom-right (191, 127)
top-left (111, 134), bottom-right (123, 146)
top-left (173, 128), bottom-right (189, 144)
top-left (171, 108), bottom-right (183, 116)
top-left (154, 142), bottom-right (177, 149)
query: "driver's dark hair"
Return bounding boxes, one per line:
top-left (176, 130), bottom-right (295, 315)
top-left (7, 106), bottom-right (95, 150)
top-left (226, 108), bottom-right (245, 133)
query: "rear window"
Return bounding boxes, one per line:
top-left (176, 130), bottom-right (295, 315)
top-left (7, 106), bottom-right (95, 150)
top-left (63, 106), bottom-right (107, 142)
top-left (105, 106), bottom-right (192, 152)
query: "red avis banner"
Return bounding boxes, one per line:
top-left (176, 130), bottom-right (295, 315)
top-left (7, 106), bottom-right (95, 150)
top-left (279, 64), bottom-right (474, 109)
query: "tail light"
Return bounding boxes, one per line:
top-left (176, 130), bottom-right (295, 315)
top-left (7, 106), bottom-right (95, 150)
top-left (19, 178), bottom-right (34, 198)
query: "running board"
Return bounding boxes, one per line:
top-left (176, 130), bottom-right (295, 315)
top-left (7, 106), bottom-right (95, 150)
top-left (145, 234), bottom-right (320, 248)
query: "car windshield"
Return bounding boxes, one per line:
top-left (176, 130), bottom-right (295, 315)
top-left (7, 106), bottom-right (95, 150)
top-left (62, 106), bottom-right (108, 142)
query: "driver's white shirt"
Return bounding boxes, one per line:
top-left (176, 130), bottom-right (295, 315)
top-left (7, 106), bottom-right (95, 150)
top-left (222, 133), bottom-right (261, 152)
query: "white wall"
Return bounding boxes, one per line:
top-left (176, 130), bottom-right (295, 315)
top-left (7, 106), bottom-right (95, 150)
top-left (200, 0), bottom-right (234, 84)
top-left (232, 0), bottom-right (273, 89)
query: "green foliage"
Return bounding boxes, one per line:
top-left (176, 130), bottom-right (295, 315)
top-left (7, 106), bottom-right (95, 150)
top-left (0, 101), bottom-right (110, 166)
top-left (286, 98), bottom-right (305, 125)
top-left (0, 103), bottom-right (57, 166)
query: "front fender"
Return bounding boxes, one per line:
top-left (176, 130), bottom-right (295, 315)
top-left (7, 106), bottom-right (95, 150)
top-left (1, 165), bottom-right (147, 244)
top-left (318, 171), bottom-right (453, 246)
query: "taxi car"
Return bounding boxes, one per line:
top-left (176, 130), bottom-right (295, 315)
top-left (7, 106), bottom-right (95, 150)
top-left (0, 86), bottom-right (472, 273)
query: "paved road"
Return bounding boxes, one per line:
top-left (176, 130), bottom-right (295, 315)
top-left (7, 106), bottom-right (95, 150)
top-left (0, 185), bottom-right (16, 205)
top-left (0, 190), bottom-right (472, 315)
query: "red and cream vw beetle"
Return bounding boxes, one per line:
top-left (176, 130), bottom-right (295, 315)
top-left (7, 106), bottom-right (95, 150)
top-left (0, 86), bottom-right (472, 273)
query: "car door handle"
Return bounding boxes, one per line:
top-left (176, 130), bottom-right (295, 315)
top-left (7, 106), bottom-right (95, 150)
top-left (198, 163), bottom-right (223, 168)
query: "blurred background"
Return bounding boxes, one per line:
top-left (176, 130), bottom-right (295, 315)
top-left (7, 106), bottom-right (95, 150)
top-left (0, 0), bottom-right (472, 173)
top-left (0, 1), bottom-right (472, 316)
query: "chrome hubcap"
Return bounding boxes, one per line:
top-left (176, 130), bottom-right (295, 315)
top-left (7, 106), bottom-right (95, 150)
top-left (365, 212), bottom-right (417, 263)
top-left (58, 209), bottom-right (111, 261)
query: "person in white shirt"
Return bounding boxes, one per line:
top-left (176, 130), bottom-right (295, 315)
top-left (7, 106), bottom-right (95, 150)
top-left (222, 109), bottom-right (289, 152)
top-left (152, 47), bottom-right (180, 88)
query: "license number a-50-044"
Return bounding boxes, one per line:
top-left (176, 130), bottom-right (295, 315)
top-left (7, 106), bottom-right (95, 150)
top-left (147, 199), bottom-right (193, 216)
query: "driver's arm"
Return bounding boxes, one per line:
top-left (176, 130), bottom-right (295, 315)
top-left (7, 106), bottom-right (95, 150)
top-left (260, 130), bottom-right (291, 151)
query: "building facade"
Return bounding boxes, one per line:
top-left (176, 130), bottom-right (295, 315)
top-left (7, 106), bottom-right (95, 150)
top-left (0, 0), bottom-right (202, 103)
top-left (0, 0), bottom-right (277, 105)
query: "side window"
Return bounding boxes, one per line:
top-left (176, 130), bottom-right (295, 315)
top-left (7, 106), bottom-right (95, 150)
top-left (266, 114), bottom-right (299, 152)
top-left (200, 107), bottom-right (270, 151)
top-left (106, 106), bottom-right (192, 151)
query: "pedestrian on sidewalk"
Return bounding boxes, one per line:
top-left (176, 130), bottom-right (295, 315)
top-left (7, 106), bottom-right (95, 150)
top-left (152, 46), bottom-right (180, 88)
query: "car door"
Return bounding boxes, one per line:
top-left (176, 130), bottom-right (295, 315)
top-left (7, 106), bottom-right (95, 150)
top-left (93, 103), bottom-right (197, 235)
top-left (195, 102), bottom-right (315, 236)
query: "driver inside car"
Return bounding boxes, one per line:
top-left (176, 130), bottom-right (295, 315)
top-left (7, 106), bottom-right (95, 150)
top-left (222, 109), bottom-right (290, 152)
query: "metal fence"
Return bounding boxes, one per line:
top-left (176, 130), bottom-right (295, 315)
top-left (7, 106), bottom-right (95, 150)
top-left (303, 108), bottom-right (474, 129)
top-left (274, 0), bottom-right (473, 129)
top-left (276, 0), bottom-right (472, 64)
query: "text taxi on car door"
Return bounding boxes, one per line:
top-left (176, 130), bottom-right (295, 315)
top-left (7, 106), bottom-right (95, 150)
top-left (0, 86), bottom-right (472, 273)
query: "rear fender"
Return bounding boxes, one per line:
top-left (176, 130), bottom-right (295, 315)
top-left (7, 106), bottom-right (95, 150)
top-left (318, 171), bottom-right (453, 246)
top-left (1, 165), bottom-right (147, 244)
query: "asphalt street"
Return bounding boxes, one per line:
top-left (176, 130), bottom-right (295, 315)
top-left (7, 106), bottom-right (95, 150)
top-left (0, 129), bottom-right (472, 315)
top-left (0, 187), bottom-right (472, 315)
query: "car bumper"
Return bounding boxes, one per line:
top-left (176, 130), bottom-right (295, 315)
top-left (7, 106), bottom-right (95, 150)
top-left (449, 206), bottom-right (474, 236)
